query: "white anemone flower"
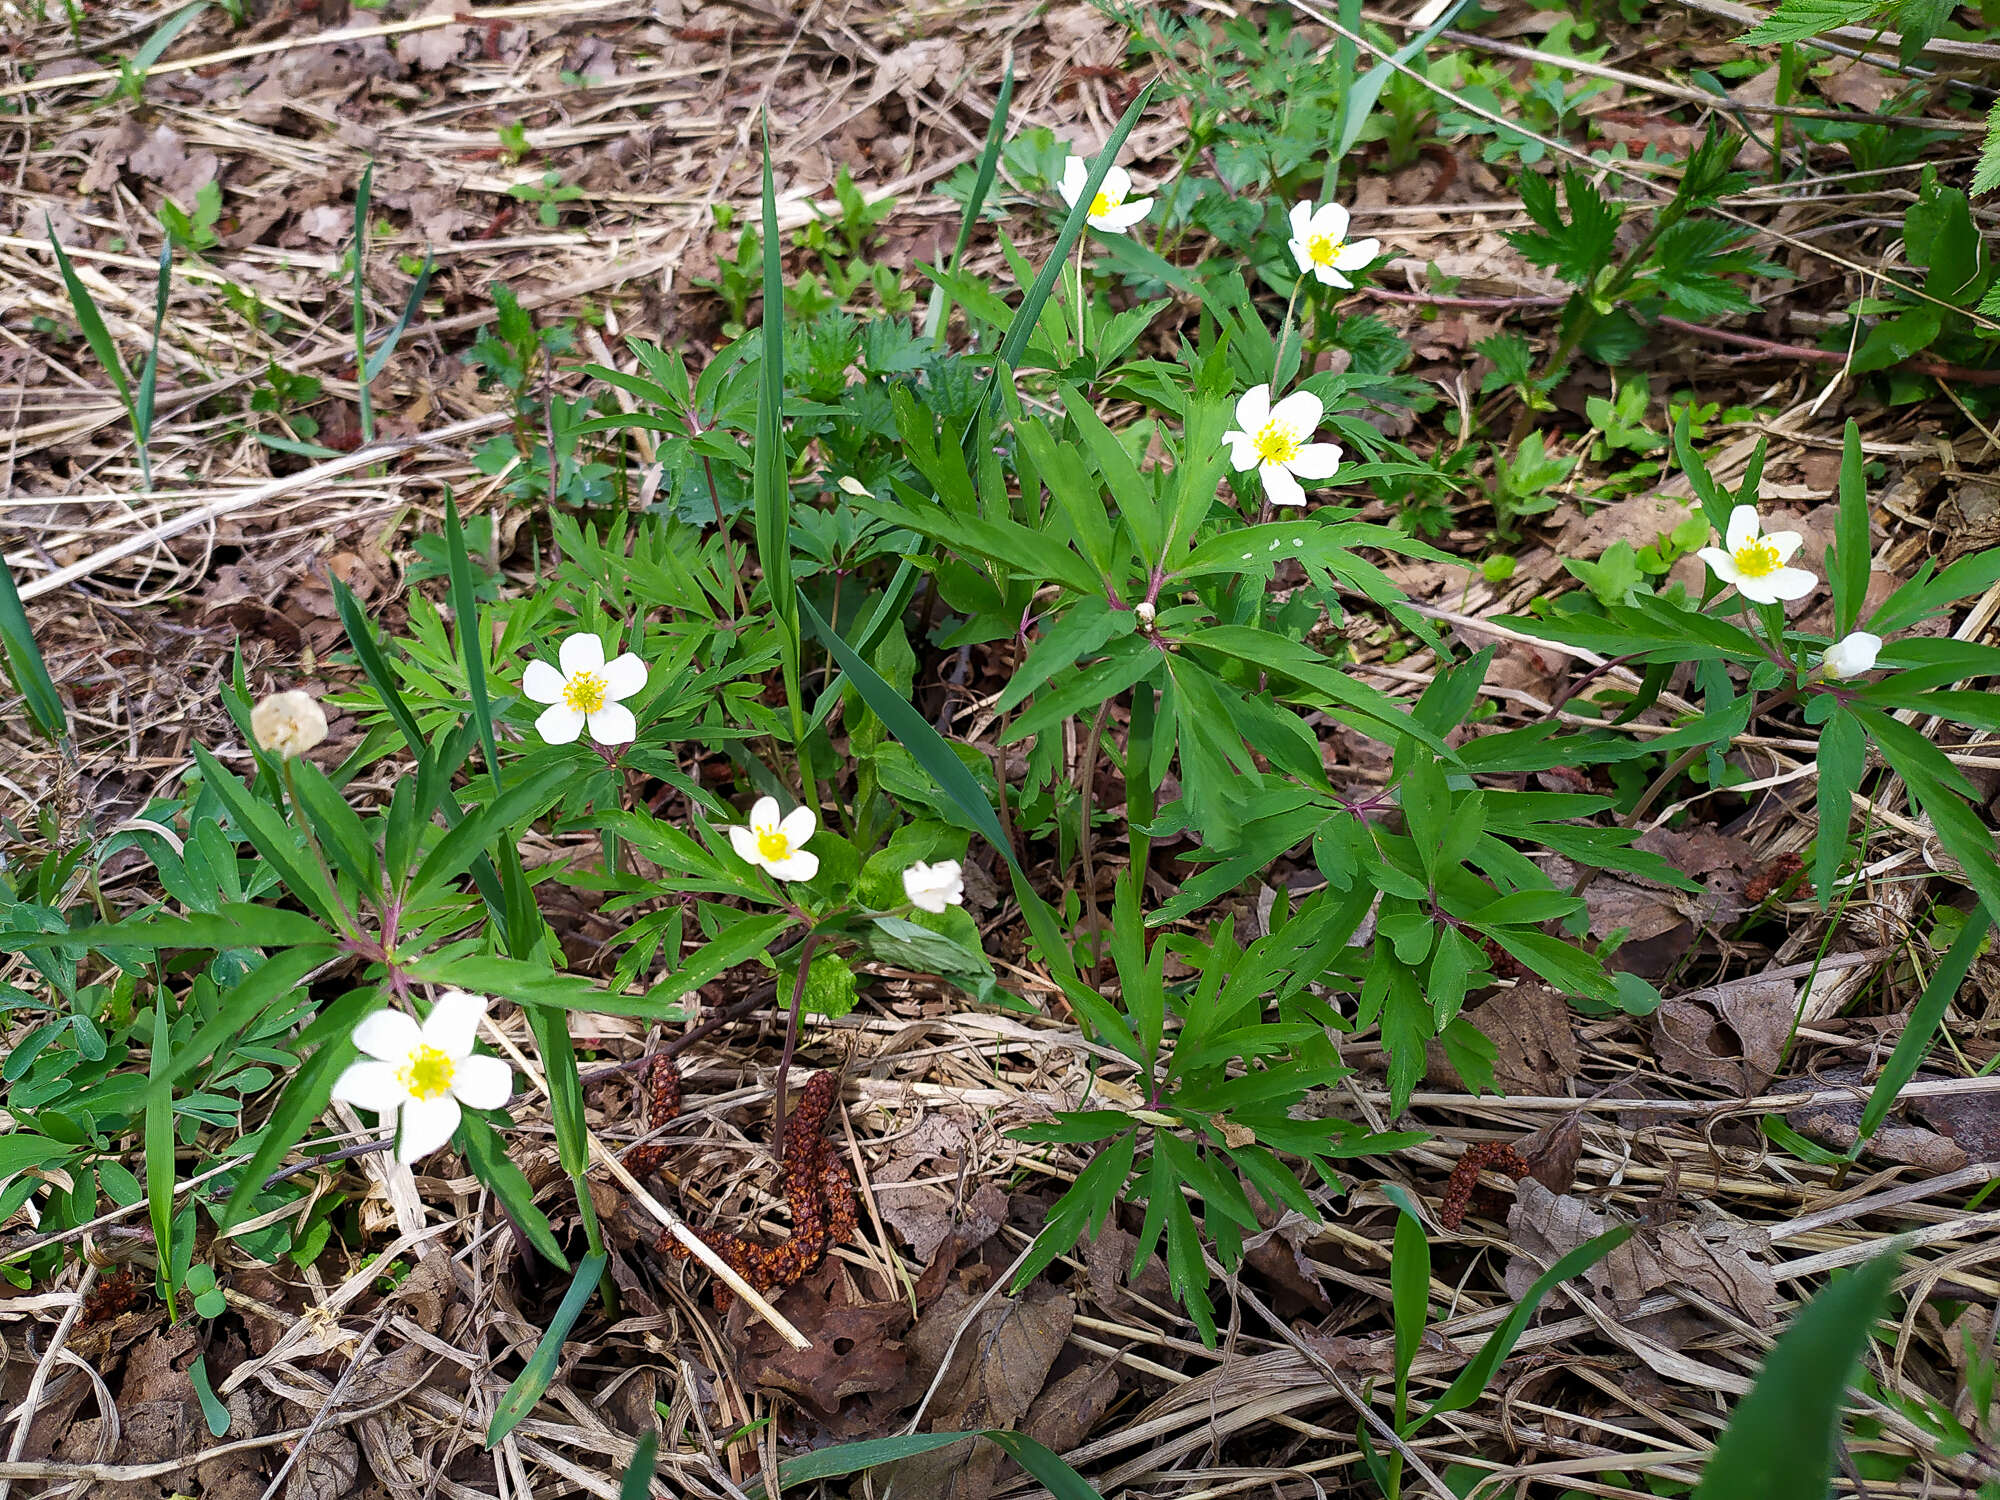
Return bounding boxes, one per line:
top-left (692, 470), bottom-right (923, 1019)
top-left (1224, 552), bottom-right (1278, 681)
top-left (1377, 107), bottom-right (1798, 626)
top-left (1286, 201), bottom-right (1380, 289)
top-left (250, 690), bottom-right (328, 758)
top-left (902, 859), bottom-right (965, 914)
top-left (1059, 156), bottom-right (1152, 234)
top-left (523, 633), bottom-right (646, 746)
top-left (1222, 384), bottom-right (1343, 507)
top-left (1822, 631), bottom-right (1883, 679)
top-left (729, 796), bottom-right (820, 882)
top-left (330, 991), bottom-right (512, 1165)
top-left (1697, 505), bottom-right (1818, 605)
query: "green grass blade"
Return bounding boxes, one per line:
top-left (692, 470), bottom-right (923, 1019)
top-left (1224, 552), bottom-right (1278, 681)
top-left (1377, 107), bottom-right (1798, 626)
top-left (1858, 909), bottom-right (1989, 1141)
top-left (145, 990), bottom-right (175, 1303)
top-left (458, 1111), bottom-right (569, 1270)
top-left (365, 253), bottom-right (435, 382)
top-left (132, 244), bottom-right (172, 490)
top-left (1330, 0), bottom-right (1470, 169)
top-left (0, 557), bottom-right (68, 741)
top-left (1390, 1204), bottom-right (1430, 1424)
top-left (924, 63), bottom-right (1014, 342)
top-left (47, 223), bottom-right (133, 413)
top-left (486, 1252), bottom-right (608, 1446)
top-left (125, 1), bottom-right (207, 79)
top-left (1412, 1224), bottom-right (1633, 1432)
top-left (442, 492), bottom-right (501, 792)
top-left (618, 1432), bottom-right (658, 1500)
top-left (754, 126), bottom-right (792, 629)
top-left (1833, 418), bottom-right (1869, 637)
top-left (749, 1431), bottom-right (1101, 1497)
top-left (352, 162), bottom-right (375, 445)
top-left (1692, 1249), bottom-right (1902, 1500)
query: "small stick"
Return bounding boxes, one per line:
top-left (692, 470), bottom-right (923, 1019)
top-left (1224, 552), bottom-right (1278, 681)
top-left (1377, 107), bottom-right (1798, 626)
top-left (482, 1023), bottom-right (811, 1350)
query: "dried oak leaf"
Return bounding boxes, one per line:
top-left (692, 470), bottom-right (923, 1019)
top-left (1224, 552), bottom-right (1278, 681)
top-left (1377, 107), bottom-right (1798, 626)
top-left (1437, 984), bottom-right (1579, 1095)
top-left (1651, 976), bottom-right (1795, 1093)
top-left (733, 1261), bottom-right (908, 1416)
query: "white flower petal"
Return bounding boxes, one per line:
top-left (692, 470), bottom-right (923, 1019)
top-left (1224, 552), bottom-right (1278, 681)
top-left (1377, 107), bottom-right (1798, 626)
top-left (1287, 442), bottom-right (1343, 481)
top-left (1232, 384), bottom-right (1272, 433)
top-left (1823, 631), bottom-right (1883, 678)
top-left (522, 660), bottom-right (567, 704)
top-left (749, 795), bottom-right (782, 833)
top-left (1320, 265), bottom-right (1353, 289)
top-left (1100, 164), bottom-right (1132, 202)
top-left (1765, 566), bottom-right (1819, 602)
top-left (535, 703), bottom-right (586, 745)
top-left (352, 1008), bottom-right (421, 1064)
top-left (778, 805), bottom-right (817, 847)
top-left (452, 1053), bottom-right (514, 1111)
top-left (1288, 237), bottom-right (1314, 274)
top-left (1102, 198), bottom-right (1151, 231)
top-left (1697, 547), bottom-right (1740, 584)
top-left (1289, 201), bottom-right (1315, 240)
top-left (397, 1094), bottom-right (462, 1164)
top-left (421, 990), bottom-right (487, 1059)
top-left (331, 1059), bottom-right (406, 1113)
top-left (1261, 463), bottom-right (1308, 508)
top-left (766, 849), bottom-right (820, 882)
top-left (1312, 201), bottom-right (1349, 241)
top-left (559, 632), bottom-right (605, 676)
top-left (1334, 237), bottom-right (1379, 268)
top-left (586, 703), bottom-right (637, 746)
top-left (729, 825), bottom-right (761, 864)
top-left (1765, 530), bottom-right (1805, 563)
top-left (1269, 390), bottom-right (1324, 436)
top-left (1059, 156), bottom-right (1087, 206)
top-left (1224, 432), bottom-right (1260, 472)
top-left (599, 652), bottom-right (647, 702)
top-left (1725, 505), bottom-right (1759, 552)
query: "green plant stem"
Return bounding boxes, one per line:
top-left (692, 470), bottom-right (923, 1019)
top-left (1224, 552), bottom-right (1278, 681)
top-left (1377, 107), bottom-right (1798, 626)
top-left (1071, 235), bottom-right (1089, 362)
top-left (1272, 278), bottom-right (1304, 392)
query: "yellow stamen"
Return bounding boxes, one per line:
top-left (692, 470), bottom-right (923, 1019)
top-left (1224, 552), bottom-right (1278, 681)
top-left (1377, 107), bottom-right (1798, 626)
top-left (756, 828), bottom-right (792, 864)
top-left (1308, 233), bottom-right (1345, 267)
top-left (1090, 190), bottom-right (1114, 218)
top-left (398, 1045), bottom-right (457, 1102)
top-left (563, 669), bottom-right (606, 714)
top-left (1253, 420), bottom-right (1300, 466)
top-left (1732, 539), bottom-right (1782, 579)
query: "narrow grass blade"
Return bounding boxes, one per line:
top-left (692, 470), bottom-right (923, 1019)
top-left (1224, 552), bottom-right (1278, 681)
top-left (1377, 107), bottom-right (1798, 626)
top-left (487, 1252), bottom-right (608, 1446)
top-left (0, 558), bottom-right (68, 741)
top-left (1858, 909), bottom-right (1989, 1141)
top-left (132, 244), bottom-right (172, 490)
top-left (1692, 1249), bottom-right (1901, 1500)
top-left (365, 253), bottom-right (436, 382)
top-left (1833, 418), bottom-right (1870, 636)
top-left (1390, 1204), bottom-right (1429, 1423)
top-left (458, 1111), bottom-right (569, 1269)
top-left (1330, 0), bottom-right (1469, 169)
top-left (331, 575), bottom-right (429, 759)
top-left (352, 162), bottom-right (375, 444)
top-left (618, 1432), bottom-right (658, 1500)
top-left (145, 990), bottom-right (175, 1302)
top-left (924, 63), bottom-right (1014, 342)
top-left (124, 1), bottom-right (208, 84)
top-left (752, 1431), bottom-right (1101, 1497)
top-left (1412, 1224), bottom-right (1633, 1432)
top-left (754, 125), bottom-right (792, 627)
top-left (443, 491), bottom-right (501, 791)
top-left (47, 224), bottom-right (132, 412)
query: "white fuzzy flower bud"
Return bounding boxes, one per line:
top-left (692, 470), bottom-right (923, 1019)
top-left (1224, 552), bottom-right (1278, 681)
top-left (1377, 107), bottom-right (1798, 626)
top-left (251, 691), bottom-right (328, 758)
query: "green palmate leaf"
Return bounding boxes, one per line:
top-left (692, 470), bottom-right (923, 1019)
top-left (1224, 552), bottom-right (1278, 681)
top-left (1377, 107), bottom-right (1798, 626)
top-left (1692, 1249), bottom-right (1902, 1500)
top-left (1974, 99), bottom-right (2000, 198)
top-left (1411, 1225), bottom-right (1634, 1433)
top-left (487, 1252), bottom-right (607, 1446)
top-left (1814, 709), bottom-right (1866, 905)
top-left (1739, 0), bottom-right (1888, 45)
top-left (0, 557), bottom-right (66, 742)
top-left (406, 762), bottom-right (573, 905)
top-left (1833, 420), bottom-right (1870, 636)
top-left (1858, 909), bottom-right (1989, 1143)
top-left (191, 745), bottom-right (344, 927)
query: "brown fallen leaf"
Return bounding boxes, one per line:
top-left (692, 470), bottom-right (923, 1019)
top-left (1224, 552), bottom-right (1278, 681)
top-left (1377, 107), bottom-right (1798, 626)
top-left (1651, 976), bottom-right (1796, 1093)
top-left (1783, 1066), bottom-right (1969, 1170)
top-left (1429, 984), bottom-right (1579, 1095)
top-left (1020, 1357), bottom-right (1120, 1456)
top-left (733, 1262), bottom-right (909, 1416)
top-left (882, 1283), bottom-right (1074, 1499)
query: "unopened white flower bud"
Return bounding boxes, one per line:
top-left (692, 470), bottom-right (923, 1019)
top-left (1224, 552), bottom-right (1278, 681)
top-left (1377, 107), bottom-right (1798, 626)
top-left (251, 690), bottom-right (328, 758)
top-left (1134, 601), bottom-right (1157, 631)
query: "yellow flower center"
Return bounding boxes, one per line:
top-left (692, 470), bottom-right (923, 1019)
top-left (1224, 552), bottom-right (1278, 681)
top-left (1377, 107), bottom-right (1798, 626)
top-left (563, 669), bottom-right (606, 714)
top-left (1308, 233), bottom-right (1345, 267)
top-left (1732, 539), bottom-right (1782, 579)
top-left (756, 828), bottom-right (793, 864)
top-left (1253, 420), bottom-right (1300, 466)
top-left (398, 1045), bottom-right (457, 1102)
top-left (1089, 190), bottom-right (1114, 218)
